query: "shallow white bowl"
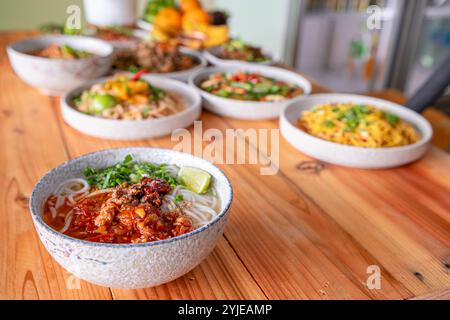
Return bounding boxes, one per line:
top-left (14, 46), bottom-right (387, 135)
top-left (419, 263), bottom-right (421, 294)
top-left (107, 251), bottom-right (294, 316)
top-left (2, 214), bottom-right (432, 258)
top-left (7, 35), bottom-right (113, 96)
top-left (29, 147), bottom-right (233, 288)
top-left (189, 65), bottom-right (312, 120)
top-left (203, 45), bottom-right (273, 67)
top-left (136, 19), bottom-right (154, 31)
top-left (118, 47), bottom-right (207, 82)
top-left (87, 28), bottom-right (147, 51)
top-left (280, 94), bottom-right (433, 169)
top-left (61, 75), bottom-right (202, 140)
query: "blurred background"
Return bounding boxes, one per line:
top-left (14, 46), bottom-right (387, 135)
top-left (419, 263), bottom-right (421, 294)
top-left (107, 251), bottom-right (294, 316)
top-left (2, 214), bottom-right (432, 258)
top-left (1, 0), bottom-right (450, 100)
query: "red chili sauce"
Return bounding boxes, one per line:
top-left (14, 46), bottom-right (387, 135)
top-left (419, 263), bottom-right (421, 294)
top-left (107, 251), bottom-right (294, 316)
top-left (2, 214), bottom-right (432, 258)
top-left (43, 178), bottom-right (193, 243)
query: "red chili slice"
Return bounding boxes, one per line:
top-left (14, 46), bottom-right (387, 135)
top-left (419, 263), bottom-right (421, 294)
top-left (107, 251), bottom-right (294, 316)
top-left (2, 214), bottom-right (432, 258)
top-left (130, 69), bottom-right (149, 81)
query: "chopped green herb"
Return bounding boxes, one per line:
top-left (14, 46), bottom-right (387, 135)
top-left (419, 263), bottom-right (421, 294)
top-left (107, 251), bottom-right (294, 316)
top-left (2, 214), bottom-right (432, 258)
top-left (346, 118), bottom-right (360, 130)
top-left (84, 154), bottom-right (179, 190)
top-left (323, 120), bottom-right (335, 128)
top-left (128, 65), bottom-right (140, 73)
top-left (353, 105), bottom-right (370, 114)
top-left (382, 112), bottom-right (399, 126)
top-left (174, 194), bottom-right (184, 203)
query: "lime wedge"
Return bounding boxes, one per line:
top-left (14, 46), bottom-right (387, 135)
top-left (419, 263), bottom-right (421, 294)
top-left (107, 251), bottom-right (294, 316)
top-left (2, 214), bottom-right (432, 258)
top-left (178, 166), bottom-right (212, 194)
top-left (91, 94), bottom-right (116, 114)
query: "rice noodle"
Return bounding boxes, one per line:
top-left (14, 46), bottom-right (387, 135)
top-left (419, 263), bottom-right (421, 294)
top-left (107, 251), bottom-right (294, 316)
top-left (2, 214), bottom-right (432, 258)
top-left (82, 188), bottom-right (113, 199)
top-left (59, 210), bottom-right (73, 233)
top-left (49, 206), bottom-right (57, 220)
top-left (162, 182), bottom-right (220, 228)
top-left (49, 178), bottom-right (90, 220)
top-left (54, 178), bottom-right (90, 196)
top-left (47, 166), bottom-right (220, 233)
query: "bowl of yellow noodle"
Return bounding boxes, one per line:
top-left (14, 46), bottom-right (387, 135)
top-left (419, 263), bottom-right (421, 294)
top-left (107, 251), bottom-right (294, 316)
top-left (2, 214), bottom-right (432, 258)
top-left (280, 94), bottom-right (432, 169)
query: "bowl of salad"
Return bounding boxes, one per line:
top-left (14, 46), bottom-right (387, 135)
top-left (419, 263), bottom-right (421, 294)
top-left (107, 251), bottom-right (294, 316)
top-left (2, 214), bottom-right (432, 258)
top-left (204, 38), bottom-right (273, 67)
top-left (189, 65), bottom-right (311, 120)
top-left (61, 73), bottom-right (201, 140)
top-left (7, 35), bottom-right (113, 96)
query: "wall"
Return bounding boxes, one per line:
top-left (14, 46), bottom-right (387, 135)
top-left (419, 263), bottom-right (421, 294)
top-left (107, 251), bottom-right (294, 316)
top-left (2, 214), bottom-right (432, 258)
top-left (211, 0), bottom-right (292, 61)
top-left (0, 0), bottom-right (83, 30)
top-left (0, 0), bottom-right (292, 61)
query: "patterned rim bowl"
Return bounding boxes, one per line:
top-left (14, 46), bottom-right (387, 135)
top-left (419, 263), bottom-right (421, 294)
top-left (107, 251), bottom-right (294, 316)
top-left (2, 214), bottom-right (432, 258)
top-left (29, 147), bottom-right (233, 288)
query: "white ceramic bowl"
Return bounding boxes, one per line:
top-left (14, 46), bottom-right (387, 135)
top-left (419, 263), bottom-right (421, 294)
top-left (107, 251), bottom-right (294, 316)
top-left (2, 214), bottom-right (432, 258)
top-left (136, 19), bottom-right (153, 32)
top-left (7, 35), bottom-right (113, 96)
top-left (61, 75), bottom-right (202, 140)
top-left (203, 45), bottom-right (273, 67)
top-left (117, 47), bottom-right (207, 82)
top-left (29, 147), bottom-right (233, 288)
top-left (280, 94), bottom-right (433, 169)
top-left (87, 28), bottom-right (147, 51)
top-left (83, 0), bottom-right (137, 26)
top-left (189, 65), bottom-right (312, 120)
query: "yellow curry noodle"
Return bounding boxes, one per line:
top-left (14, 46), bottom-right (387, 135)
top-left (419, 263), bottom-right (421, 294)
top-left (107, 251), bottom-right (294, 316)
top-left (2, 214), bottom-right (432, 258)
top-left (299, 103), bottom-right (420, 148)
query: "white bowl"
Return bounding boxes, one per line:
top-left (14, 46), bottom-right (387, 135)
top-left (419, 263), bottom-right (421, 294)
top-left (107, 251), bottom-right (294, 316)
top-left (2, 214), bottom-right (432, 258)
top-left (189, 65), bottom-right (312, 120)
top-left (118, 47), bottom-right (207, 82)
top-left (29, 147), bottom-right (233, 288)
top-left (203, 45), bottom-right (273, 67)
top-left (136, 19), bottom-right (154, 32)
top-left (280, 94), bottom-right (433, 169)
top-left (83, 0), bottom-right (136, 26)
top-left (87, 28), bottom-right (147, 51)
top-left (61, 75), bottom-right (201, 140)
top-left (7, 35), bottom-right (113, 96)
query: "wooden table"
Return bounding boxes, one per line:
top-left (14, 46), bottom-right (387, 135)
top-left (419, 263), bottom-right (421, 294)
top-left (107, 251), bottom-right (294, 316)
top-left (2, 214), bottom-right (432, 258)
top-left (1, 31), bottom-right (449, 300)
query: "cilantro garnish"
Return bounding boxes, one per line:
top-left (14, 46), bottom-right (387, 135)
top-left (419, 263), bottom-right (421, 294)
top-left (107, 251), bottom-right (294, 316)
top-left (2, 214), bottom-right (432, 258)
top-left (84, 154), bottom-right (179, 189)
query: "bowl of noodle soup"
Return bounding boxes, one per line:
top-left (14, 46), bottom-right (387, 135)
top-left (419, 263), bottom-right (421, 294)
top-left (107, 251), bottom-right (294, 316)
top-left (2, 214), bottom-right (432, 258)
top-left (280, 94), bottom-right (433, 169)
top-left (29, 147), bottom-right (233, 288)
top-left (61, 75), bottom-right (201, 140)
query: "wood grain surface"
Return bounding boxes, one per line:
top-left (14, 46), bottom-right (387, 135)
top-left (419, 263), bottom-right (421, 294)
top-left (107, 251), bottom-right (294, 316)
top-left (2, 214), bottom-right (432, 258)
top-left (1, 31), bottom-right (449, 300)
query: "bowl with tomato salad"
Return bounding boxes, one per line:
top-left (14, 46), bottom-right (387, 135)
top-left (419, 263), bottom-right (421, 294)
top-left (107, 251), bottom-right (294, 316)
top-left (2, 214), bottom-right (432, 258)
top-left (189, 65), bottom-right (311, 120)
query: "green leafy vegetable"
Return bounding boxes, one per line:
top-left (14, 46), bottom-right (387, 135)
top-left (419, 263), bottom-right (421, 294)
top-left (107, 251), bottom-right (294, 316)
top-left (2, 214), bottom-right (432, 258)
top-left (84, 154), bottom-right (179, 190)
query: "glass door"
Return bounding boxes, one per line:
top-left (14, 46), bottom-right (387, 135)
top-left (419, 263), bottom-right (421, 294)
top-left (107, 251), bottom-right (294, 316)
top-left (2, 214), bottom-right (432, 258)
top-left (294, 0), bottom-right (403, 93)
top-left (404, 0), bottom-right (450, 96)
